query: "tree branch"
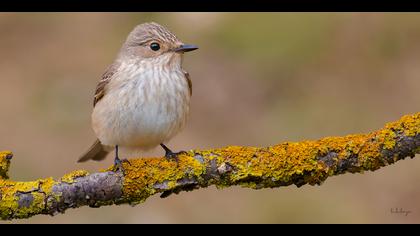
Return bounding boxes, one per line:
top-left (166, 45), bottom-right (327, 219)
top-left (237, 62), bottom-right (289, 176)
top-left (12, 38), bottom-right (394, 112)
top-left (1, 112), bottom-right (419, 220)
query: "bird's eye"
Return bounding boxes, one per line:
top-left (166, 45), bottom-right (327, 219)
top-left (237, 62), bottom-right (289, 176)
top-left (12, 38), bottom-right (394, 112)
top-left (150, 43), bottom-right (160, 51)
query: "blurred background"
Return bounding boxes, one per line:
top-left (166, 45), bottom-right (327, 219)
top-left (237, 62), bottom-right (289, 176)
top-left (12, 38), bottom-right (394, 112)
top-left (0, 13), bottom-right (419, 223)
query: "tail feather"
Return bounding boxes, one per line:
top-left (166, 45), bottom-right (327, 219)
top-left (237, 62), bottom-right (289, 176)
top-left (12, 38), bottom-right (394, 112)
top-left (78, 139), bottom-right (110, 162)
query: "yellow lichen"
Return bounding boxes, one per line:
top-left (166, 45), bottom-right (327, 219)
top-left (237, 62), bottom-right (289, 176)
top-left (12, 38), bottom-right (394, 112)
top-left (120, 152), bottom-right (206, 202)
top-left (39, 178), bottom-right (55, 195)
top-left (61, 170), bottom-right (89, 183)
top-left (0, 112), bottom-right (419, 220)
top-left (0, 177), bottom-right (59, 219)
top-left (384, 113), bottom-right (420, 137)
top-left (0, 151), bottom-right (13, 179)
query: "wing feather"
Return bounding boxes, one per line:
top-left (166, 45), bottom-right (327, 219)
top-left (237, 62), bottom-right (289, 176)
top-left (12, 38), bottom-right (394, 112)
top-left (183, 70), bottom-right (192, 96)
top-left (93, 63), bottom-right (119, 107)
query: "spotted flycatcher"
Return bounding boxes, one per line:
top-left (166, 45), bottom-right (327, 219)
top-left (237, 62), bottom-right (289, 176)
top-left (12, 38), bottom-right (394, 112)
top-left (78, 22), bottom-right (198, 168)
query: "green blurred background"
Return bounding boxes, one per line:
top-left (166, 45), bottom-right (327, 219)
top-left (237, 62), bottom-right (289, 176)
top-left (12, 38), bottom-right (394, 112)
top-left (0, 13), bottom-right (419, 223)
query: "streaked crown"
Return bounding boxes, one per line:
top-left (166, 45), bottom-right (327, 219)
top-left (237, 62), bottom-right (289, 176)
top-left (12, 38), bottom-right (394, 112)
top-left (126, 22), bottom-right (180, 46)
top-left (117, 22), bottom-right (198, 63)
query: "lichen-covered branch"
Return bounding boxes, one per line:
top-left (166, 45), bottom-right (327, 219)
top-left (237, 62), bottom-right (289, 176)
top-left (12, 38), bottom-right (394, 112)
top-left (1, 113), bottom-right (419, 220)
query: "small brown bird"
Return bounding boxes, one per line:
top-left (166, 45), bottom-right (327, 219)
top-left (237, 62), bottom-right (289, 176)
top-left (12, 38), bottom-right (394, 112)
top-left (78, 22), bottom-right (198, 168)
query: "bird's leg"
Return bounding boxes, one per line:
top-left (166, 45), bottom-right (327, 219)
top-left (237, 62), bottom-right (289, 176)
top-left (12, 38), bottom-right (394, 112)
top-left (114, 145), bottom-right (121, 166)
top-left (112, 145), bottom-right (131, 173)
top-left (160, 143), bottom-right (187, 161)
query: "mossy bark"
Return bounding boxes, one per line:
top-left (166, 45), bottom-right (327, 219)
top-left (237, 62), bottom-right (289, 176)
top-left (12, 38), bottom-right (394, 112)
top-left (1, 113), bottom-right (419, 220)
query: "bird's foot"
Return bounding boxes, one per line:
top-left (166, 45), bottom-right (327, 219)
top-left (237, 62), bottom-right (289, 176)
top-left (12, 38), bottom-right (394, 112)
top-left (165, 150), bottom-right (187, 162)
top-left (160, 143), bottom-right (187, 162)
top-left (112, 156), bottom-right (131, 174)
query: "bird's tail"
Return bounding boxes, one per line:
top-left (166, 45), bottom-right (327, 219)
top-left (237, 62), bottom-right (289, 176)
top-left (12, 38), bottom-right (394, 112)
top-left (78, 139), bottom-right (110, 162)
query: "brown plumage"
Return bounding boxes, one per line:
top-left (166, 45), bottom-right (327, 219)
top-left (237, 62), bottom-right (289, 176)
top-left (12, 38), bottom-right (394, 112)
top-left (78, 22), bottom-right (198, 164)
top-left (78, 139), bottom-right (109, 162)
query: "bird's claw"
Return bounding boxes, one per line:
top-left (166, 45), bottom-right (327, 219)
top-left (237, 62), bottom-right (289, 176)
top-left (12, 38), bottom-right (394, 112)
top-left (160, 143), bottom-right (187, 162)
top-left (112, 157), bottom-right (131, 174)
top-left (164, 150), bottom-right (187, 162)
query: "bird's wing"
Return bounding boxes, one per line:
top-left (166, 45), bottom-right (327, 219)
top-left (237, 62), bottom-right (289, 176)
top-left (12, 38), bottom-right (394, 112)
top-left (183, 70), bottom-right (192, 96)
top-left (93, 63), bottom-right (119, 107)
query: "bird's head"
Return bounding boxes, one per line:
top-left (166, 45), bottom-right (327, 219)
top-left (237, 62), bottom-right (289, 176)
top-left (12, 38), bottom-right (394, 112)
top-left (118, 22), bottom-right (198, 68)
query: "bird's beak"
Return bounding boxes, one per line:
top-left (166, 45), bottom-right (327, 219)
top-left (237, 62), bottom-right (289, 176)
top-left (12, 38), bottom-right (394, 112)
top-left (174, 44), bottom-right (199, 53)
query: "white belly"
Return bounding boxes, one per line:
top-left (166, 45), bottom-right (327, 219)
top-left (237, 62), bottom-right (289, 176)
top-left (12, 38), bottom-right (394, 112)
top-left (91, 67), bottom-right (190, 150)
